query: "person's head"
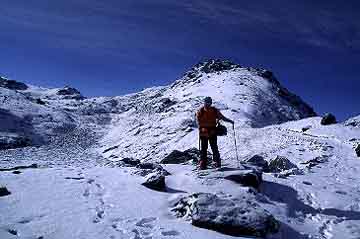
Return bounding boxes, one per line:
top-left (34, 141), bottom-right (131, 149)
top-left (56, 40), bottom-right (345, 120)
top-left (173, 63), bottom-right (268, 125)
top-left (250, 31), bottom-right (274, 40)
top-left (204, 96), bottom-right (212, 108)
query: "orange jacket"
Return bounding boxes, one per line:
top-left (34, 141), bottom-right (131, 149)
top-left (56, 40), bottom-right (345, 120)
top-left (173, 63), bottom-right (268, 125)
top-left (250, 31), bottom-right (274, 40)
top-left (196, 106), bottom-right (222, 137)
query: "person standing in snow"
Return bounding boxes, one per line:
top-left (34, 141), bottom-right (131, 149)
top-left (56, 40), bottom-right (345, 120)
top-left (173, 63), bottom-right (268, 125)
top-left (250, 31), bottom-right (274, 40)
top-left (196, 97), bottom-right (234, 169)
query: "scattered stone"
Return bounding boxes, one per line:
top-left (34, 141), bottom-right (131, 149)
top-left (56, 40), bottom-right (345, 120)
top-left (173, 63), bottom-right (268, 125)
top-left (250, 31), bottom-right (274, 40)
top-left (355, 144), bottom-right (360, 157)
top-left (321, 113), bottom-right (337, 125)
top-left (103, 145), bottom-right (119, 153)
top-left (243, 155), bottom-right (269, 172)
top-left (224, 170), bottom-right (262, 189)
top-left (300, 156), bottom-right (329, 168)
top-left (141, 171), bottom-right (166, 191)
top-left (7, 229), bottom-right (18, 236)
top-left (64, 177), bottom-right (85, 180)
top-left (171, 193), bottom-right (279, 237)
top-left (268, 156), bottom-right (298, 173)
top-left (0, 186), bottom-right (11, 197)
top-left (303, 181), bottom-right (312, 185)
top-left (274, 168), bottom-right (304, 178)
top-left (302, 125), bottom-right (312, 132)
top-left (35, 98), bottom-right (46, 105)
top-left (160, 148), bottom-right (200, 164)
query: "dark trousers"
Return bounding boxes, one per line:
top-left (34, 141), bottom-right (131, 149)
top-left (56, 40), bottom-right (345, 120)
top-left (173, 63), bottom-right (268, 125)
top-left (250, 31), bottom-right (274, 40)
top-left (200, 136), bottom-right (220, 166)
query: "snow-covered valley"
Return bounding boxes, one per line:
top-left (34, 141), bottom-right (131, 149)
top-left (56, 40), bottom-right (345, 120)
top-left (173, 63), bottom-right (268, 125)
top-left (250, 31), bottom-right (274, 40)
top-left (1, 60), bottom-right (360, 239)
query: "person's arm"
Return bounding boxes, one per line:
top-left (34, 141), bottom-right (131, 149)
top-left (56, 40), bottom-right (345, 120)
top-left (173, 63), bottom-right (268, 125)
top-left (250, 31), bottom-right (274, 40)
top-left (217, 110), bottom-right (234, 124)
top-left (195, 110), bottom-right (201, 127)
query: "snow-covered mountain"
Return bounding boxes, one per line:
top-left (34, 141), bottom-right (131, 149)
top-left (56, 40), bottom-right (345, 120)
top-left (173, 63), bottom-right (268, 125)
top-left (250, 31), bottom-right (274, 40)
top-left (1, 60), bottom-right (360, 239)
top-left (98, 59), bottom-right (316, 161)
top-left (1, 59), bottom-right (316, 156)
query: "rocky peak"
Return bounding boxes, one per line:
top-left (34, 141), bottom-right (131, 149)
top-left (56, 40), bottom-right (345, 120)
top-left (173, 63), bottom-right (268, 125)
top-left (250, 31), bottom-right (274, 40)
top-left (183, 59), bottom-right (240, 78)
top-left (56, 86), bottom-right (85, 100)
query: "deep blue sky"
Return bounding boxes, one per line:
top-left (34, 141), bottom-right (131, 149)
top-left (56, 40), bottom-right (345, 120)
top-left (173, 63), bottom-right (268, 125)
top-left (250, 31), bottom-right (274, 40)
top-left (1, 0), bottom-right (359, 120)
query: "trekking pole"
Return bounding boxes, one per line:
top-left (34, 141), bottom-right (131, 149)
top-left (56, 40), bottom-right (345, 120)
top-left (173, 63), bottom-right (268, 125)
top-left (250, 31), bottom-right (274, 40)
top-left (232, 124), bottom-right (240, 168)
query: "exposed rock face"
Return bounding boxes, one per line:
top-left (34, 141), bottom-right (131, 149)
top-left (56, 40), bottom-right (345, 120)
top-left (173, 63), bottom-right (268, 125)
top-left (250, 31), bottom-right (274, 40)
top-left (0, 133), bottom-right (31, 150)
top-left (57, 86), bottom-right (85, 100)
top-left (0, 186), bottom-right (11, 197)
top-left (0, 77), bottom-right (28, 90)
top-left (171, 193), bottom-right (279, 237)
top-left (321, 113), bottom-right (337, 125)
top-left (191, 59), bottom-right (240, 74)
top-left (0, 163), bottom-right (38, 172)
top-left (121, 157), bottom-right (141, 166)
top-left (356, 144), bottom-right (360, 157)
top-left (345, 115), bottom-right (360, 127)
top-left (243, 155), bottom-right (269, 172)
top-left (160, 148), bottom-right (200, 164)
top-left (141, 171), bottom-right (166, 191)
top-left (268, 156), bottom-right (298, 173)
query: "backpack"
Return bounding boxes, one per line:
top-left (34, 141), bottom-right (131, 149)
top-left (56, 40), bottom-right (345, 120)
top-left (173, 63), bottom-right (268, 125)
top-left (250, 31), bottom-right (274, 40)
top-left (216, 122), bottom-right (227, 136)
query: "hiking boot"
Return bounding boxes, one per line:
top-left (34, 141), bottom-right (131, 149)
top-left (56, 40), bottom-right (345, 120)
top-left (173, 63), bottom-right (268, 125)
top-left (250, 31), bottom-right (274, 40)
top-left (199, 160), bottom-right (207, 170)
top-left (214, 160), bottom-right (221, 168)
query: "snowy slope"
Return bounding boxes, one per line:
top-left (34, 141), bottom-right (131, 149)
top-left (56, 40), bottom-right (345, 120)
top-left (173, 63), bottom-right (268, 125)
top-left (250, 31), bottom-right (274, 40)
top-left (1, 60), bottom-right (360, 239)
top-left (99, 59), bottom-right (316, 161)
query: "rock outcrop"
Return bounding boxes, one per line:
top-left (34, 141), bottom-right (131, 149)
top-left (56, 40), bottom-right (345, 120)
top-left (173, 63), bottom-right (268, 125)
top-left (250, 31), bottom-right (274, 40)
top-left (243, 155), bottom-right (269, 172)
top-left (57, 86), bottom-right (85, 100)
top-left (0, 186), bottom-right (11, 197)
top-left (321, 113), bottom-right (337, 125)
top-left (268, 156), bottom-right (298, 173)
top-left (171, 192), bottom-right (279, 237)
top-left (356, 144), bottom-right (360, 157)
top-left (142, 171), bottom-right (166, 191)
top-left (0, 133), bottom-right (31, 150)
top-left (0, 77), bottom-right (28, 90)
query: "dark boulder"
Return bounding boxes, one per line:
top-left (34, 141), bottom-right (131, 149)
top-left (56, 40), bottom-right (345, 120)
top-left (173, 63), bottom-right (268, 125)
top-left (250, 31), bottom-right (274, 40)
top-left (35, 98), bottom-right (46, 105)
top-left (356, 144), bottom-right (360, 157)
top-left (136, 162), bottom-right (170, 176)
top-left (0, 186), bottom-right (11, 197)
top-left (302, 125), bottom-right (312, 132)
top-left (268, 156), bottom-right (298, 173)
top-left (224, 169), bottom-right (262, 189)
top-left (171, 193), bottom-right (279, 237)
top-left (122, 157), bottom-right (140, 166)
top-left (321, 113), bottom-right (337, 125)
top-left (141, 171), bottom-right (166, 191)
top-left (160, 148), bottom-right (200, 164)
top-left (243, 155), bottom-right (269, 172)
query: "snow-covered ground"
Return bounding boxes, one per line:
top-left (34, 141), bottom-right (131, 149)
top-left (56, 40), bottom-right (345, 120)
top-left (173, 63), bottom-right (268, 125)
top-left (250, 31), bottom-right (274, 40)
top-left (1, 60), bottom-right (360, 238)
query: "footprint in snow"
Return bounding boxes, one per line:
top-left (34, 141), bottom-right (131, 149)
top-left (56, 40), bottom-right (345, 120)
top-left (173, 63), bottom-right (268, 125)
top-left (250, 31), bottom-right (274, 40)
top-left (111, 217), bottom-right (180, 238)
top-left (161, 230), bottom-right (181, 236)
